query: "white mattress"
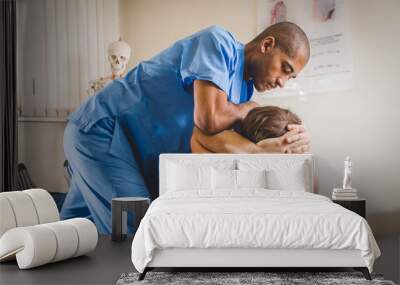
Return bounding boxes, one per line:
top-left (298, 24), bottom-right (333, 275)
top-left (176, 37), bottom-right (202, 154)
top-left (131, 190), bottom-right (380, 273)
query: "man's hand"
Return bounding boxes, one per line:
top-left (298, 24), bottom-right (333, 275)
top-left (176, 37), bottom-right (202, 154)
top-left (285, 124), bottom-right (311, 153)
top-left (255, 124), bottom-right (310, 153)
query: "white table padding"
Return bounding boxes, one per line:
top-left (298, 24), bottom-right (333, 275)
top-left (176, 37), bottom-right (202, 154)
top-left (23, 189), bottom-right (60, 224)
top-left (0, 196), bottom-right (17, 237)
top-left (0, 218), bottom-right (98, 269)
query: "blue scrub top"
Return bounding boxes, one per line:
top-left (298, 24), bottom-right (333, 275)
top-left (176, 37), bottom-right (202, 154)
top-left (68, 26), bottom-right (254, 196)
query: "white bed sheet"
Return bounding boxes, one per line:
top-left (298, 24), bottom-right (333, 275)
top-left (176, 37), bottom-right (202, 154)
top-left (131, 190), bottom-right (380, 273)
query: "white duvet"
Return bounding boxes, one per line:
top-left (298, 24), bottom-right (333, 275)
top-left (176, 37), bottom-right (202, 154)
top-left (131, 190), bottom-right (380, 273)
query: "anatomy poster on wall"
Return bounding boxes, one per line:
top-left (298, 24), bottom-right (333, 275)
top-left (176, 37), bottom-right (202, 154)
top-left (257, 0), bottom-right (354, 97)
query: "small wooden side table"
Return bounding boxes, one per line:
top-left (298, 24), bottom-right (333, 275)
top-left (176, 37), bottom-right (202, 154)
top-left (332, 198), bottom-right (366, 218)
top-left (111, 197), bottom-right (150, 242)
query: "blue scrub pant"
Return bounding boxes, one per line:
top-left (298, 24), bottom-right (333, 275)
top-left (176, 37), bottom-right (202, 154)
top-left (60, 119), bottom-right (150, 234)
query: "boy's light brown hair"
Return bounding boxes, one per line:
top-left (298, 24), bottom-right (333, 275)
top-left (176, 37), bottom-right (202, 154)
top-left (240, 106), bottom-right (302, 143)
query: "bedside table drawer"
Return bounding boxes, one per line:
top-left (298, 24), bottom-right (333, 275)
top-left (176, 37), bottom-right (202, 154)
top-left (332, 199), bottom-right (366, 218)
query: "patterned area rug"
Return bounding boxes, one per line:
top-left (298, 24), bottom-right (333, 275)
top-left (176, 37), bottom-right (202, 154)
top-left (116, 271), bottom-right (396, 285)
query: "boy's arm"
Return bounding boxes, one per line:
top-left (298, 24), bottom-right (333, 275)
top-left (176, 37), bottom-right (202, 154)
top-left (191, 126), bottom-right (311, 154)
top-left (191, 127), bottom-right (261, 153)
top-left (190, 132), bottom-right (213, 153)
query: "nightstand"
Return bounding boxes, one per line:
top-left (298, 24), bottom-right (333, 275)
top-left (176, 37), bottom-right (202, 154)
top-left (332, 198), bottom-right (366, 218)
top-left (111, 197), bottom-right (150, 242)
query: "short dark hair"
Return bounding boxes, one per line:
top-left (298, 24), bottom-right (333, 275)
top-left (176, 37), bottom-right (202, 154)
top-left (240, 106), bottom-right (301, 143)
top-left (252, 21), bottom-right (310, 60)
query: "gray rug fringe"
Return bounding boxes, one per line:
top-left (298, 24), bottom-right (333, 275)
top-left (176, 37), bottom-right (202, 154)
top-left (116, 271), bottom-right (396, 285)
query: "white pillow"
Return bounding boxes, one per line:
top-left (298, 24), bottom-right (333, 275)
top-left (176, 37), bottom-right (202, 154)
top-left (266, 167), bottom-right (306, 191)
top-left (238, 158), bottom-right (308, 191)
top-left (167, 162), bottom-right (211, 191)
top-left (211, 169), bottom-right (267, 190)
top-left (211, 168), bottom-right (237, 190)
top-left (236, 169), bottom-right (267, 188)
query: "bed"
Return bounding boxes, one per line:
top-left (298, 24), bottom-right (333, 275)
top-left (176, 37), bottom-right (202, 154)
top-left (131, 154), bottom-right (380, 280)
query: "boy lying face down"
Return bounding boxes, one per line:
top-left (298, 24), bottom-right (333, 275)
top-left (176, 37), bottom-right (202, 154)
top-left (191, 106), bottom-right (304, 153)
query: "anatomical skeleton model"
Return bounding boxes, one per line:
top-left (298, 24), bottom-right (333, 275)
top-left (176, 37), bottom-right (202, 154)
top-left (81, 39), bottom-right (131, 100)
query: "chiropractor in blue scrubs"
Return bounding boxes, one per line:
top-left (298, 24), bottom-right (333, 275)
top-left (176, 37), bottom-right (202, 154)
top-left (61, 22), bottom-right (311, 234)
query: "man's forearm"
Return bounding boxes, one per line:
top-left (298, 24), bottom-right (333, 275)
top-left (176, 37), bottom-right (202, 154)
top-left (195, 101), bottom-right (253, 135)
top-left (193, 80), bottom-right (258, 135)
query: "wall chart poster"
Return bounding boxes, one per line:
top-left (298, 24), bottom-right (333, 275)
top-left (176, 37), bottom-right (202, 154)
top-left (257, 0), bottom-right (354, 97)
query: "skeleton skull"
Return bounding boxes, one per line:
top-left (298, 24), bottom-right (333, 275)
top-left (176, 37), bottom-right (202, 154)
top-left (108, 40), bottom-right (131, 77)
